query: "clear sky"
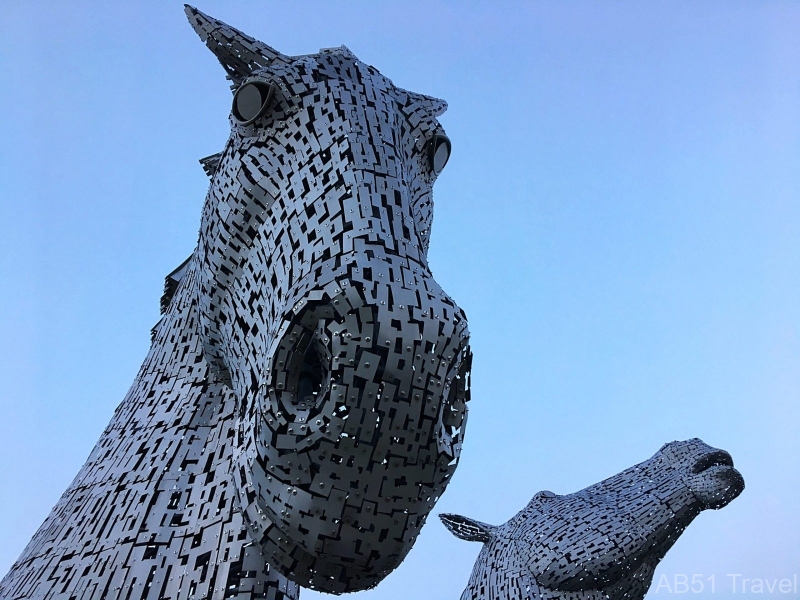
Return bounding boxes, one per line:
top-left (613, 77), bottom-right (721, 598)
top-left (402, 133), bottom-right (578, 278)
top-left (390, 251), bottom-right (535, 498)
top-left (1, 2), bottom-right (798, 599)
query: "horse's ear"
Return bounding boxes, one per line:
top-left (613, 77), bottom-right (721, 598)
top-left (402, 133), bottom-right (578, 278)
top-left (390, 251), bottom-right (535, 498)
top-left (184, 5), bottom-right (290, 86)
top-left (405, 91), bottom-right (448, 116)
top-left (440, 513), bottom-right (495, 543)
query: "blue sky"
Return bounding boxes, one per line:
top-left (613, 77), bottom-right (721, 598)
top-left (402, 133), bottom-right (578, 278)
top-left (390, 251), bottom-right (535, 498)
top-left (1, 2), bottom-right (798, 599)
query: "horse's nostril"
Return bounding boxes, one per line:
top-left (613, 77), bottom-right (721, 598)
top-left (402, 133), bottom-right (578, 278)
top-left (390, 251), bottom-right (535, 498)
top-left (441, 349), bottom-right (472, 435)
top-left (296, 336), bottom-right (326, 409)
top-left (297, 375), bottom-right (319, 408)
top-left (271, 304), bottom-right (334, 416)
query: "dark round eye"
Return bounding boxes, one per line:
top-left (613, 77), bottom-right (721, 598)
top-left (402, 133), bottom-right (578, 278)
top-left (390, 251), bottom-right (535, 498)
top-left (232, 81), bottom-right (275, 124)
top-left (429, 133), bottom-right (451, 175)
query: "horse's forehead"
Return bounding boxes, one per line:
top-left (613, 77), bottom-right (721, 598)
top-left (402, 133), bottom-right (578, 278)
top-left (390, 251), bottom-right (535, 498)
top-left (254, 54), bottom-right (394, 94)
top-left (251, 52), bottom-right (440, 119)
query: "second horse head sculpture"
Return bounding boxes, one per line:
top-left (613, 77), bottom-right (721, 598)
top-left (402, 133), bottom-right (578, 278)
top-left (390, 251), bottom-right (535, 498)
top-left (442, 439), bottom-right (745, 600)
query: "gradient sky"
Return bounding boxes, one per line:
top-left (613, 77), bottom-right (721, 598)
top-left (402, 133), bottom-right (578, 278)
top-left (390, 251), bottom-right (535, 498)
top-left (1, 2), bottom-right (798, 599)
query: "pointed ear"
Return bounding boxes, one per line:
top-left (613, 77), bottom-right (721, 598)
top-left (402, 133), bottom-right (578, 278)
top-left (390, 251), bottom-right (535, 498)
top-left (199, 152), bottom-right (222, 178)
top-left (184, 5), bottom-right (290, 85)
top-left (405, 90), bottom-right (448, 116)
top-left (439, 513), bottom-right (495, 543)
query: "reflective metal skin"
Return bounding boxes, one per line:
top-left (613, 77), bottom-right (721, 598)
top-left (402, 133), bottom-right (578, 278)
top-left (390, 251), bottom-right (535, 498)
top-left (0, 6), bottom-right (470, 599)
top-left (442, 439), bottom-right (745, 600)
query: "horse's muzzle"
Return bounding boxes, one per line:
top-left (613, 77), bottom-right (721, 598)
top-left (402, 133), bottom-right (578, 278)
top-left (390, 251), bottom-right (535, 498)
top-left (239, 258), bottom-right (471, 591)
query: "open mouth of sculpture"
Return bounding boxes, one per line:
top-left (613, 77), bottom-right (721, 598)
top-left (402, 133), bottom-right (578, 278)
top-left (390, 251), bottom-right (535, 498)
top-left (691, 450), bottom-right (734, 474)
top-left (689, 449), bottom-right (744, 509)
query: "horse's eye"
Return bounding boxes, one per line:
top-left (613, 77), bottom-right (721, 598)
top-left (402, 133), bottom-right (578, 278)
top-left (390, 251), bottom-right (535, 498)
top-left (429, 133), bottom-right (451, 175)
top-left (232, 81), bottom-right (275, 124)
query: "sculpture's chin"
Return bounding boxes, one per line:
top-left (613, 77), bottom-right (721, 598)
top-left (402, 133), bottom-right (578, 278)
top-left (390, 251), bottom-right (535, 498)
top-left (691, 465), bottom-right (745, 509)
top-left (235, 489), bottom-right (413, 592)
top-left (286, 529), bottom-right (410, 593)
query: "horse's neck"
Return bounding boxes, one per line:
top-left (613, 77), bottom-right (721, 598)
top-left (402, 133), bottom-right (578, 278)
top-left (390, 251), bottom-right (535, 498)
top-left (107, 264), bottom-right (212, 442)
top-left (62, 264), bottom-right (217, 509)
top-left (0, 264), bottom-right (295, 600)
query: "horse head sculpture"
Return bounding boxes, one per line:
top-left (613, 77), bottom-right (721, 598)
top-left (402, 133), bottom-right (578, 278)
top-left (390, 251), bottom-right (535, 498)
top-left (442, 438), bottom-right (745, 600)
top-left (0, 6), bottom-right (470, 598)
top-left (186, 5), bottom-right (472, 591)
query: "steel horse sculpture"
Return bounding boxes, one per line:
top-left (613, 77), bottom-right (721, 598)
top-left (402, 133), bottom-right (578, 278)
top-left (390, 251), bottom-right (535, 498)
top-left (441, 439), bottom-right (745, 600)
top-left (0, 6), bottom-right (472, 599)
